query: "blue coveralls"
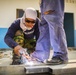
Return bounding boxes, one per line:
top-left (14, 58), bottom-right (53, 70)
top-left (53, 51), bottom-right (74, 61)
top-left (31, 0), bottom-right (68, 62)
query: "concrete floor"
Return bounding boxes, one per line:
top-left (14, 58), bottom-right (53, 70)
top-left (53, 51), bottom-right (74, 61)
top-left (49, 49), bottom-right (76, 60)
top-left (0, 48), bottom-right (76, 75)
top-left (0, 49), bottom-right (76, 65)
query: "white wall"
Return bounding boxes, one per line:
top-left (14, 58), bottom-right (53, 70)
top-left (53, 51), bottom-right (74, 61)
top-left (0, 0), bottom-right (40, 28)
top-left (0, 0), bottom-right (76, 28)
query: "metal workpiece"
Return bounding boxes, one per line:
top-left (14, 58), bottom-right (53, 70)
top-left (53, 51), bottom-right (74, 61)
top-left (25, 66), bottom-right (52, 74)
top-left (0, 65), bottom-right (25, 75)
top-left (0, 61), bottom-right (76, 75)
top-left (0, 63), bottom-right (76, 75)
top-left (0, 65), bottom-right (52, 75)
top-left (49, 63), bottom-right (76, 75)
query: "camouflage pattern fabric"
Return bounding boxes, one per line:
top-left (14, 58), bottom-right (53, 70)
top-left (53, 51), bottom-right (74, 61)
top-left (12, 30), bottom-right (36, 65)
top-left (13, 30), bottom-right (25, 47)
top-left (13, 30), bottom-right (36, 54)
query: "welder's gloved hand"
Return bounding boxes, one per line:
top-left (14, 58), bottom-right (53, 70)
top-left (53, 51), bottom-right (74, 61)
top-left (13, 45), bottom-right (22, 56)
top-left (12, 45), bottom-right (31, 65)
top-left (19, 48), bottom-right (31, 63)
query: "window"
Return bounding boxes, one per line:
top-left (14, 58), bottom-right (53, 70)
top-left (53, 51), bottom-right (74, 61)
top-left (16, 9), bottom-right (40, 18)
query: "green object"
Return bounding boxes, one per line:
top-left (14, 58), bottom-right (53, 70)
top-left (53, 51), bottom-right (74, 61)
top-left (24, 39), bottom-right (36, 54)
top-left (14, 35), bottom-right (25, 47)
top-left (13, 30), bottom-right (36, 54)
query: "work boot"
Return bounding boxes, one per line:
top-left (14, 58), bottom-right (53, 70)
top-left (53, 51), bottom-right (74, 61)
top-left (46, 56), bottom-right (68, 65)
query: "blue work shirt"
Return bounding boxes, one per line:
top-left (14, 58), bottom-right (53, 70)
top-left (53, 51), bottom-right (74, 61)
top-left (4, 18), bottom-right (40, 48)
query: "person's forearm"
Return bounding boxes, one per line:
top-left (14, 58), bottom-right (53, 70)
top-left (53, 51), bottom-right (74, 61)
top-left (4, 35), bottom-right (18, 48)
top-left (13, 45), bottom-right (22, 55)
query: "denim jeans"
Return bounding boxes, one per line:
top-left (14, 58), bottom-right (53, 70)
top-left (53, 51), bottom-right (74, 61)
top-left (31, 0), bottom-right (68, 62)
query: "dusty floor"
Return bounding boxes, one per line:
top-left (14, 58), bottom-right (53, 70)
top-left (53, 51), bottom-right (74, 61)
top-left (0, 48), bottom-right (76, 65)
